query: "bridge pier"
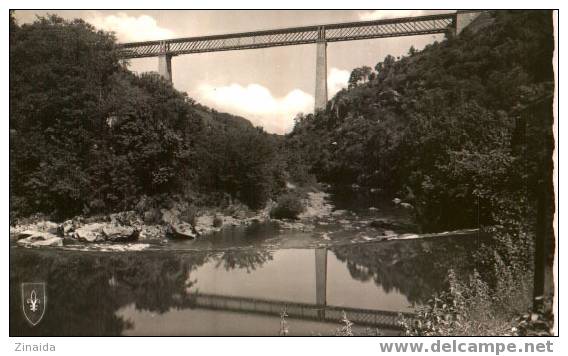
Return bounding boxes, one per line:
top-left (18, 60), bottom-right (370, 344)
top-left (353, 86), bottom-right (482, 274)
top-left (158, 41), bottom-right (173, 83)
top-left (314, 27), bottom-right (328, 112)
top-left (455, 10), bottom-right (483, 35)
top-left (158, 53), bottom-right (172, 83)
top-left (315, 248), bottom-right (327, 318)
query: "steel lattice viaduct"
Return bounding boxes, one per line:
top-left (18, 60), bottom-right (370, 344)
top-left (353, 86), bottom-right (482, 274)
top-left (117, 11), bottom-right (483, 112)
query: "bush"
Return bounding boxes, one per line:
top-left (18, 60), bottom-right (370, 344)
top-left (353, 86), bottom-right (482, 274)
top-left (179, 205), bottom-right (198, 225)
top-left (400, 267), bottom-right (528, 336)
top-left (143, 208), bottom-right (161, 224)
top-left (212, 215), bottom-right (223, 227)
top-left (270, 193), bottom-right (304, 220)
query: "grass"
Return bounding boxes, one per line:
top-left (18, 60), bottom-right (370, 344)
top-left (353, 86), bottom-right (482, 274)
top-left (399, 267), bottom-right (539, 336)
top-left (278, 309), bottom-right (383, 336)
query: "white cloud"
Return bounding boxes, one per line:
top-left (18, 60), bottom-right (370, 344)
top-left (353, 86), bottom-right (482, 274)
top-left (328, 67), bottom-right (350, 97)
top-left (358, 10), bottom-right (455, 21)
top-left (87, 12), bottom-right (175, 42)
top-left (194, 69), bottom-right (353, 134)
top-left (196, 83), bottom-right (313, 135)
top-left (359, 10), bottom-right (429, 21)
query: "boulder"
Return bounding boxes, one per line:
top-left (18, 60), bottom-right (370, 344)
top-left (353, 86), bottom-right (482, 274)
top-left (143, 209), bottom-right (161, 224)
top-left (169, 222), bottom-right (197, 239)
top-left (161, 208), bottom-right (180, 225)
top-left (194, 214), bottom-right (219, 235)
top-left (74, 223), bottom-right (105, 242)
top-left (370, 219), bottom-right (398, 229)
top-left (331, 209), bottom-right (347, 216)
top-left (83, 215), bottom-right (107, 224)
top-left (59, 219), bottom-right (79, 237)
top-left (231, 209), bottom-right (247, 220)
top-left (11, 220), bottom-right (60, 236)
top-left (16, 230), bottom-right (50, 240)
top-left (17, 231), bottom-right (63, 247)
top-left (35, 221), bottom-right (59, 234)
top-left (139, 225), bottom-right (167, 241)
top-left (398, 233), bottom-right (420, 240)
top-left (109, 211), bottom-right (140, 226)
top-left (102, 226), bottom-right (139, 242)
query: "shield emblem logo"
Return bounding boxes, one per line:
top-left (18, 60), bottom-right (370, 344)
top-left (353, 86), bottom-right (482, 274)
top-left (21, 283), bottom-right (46, 326)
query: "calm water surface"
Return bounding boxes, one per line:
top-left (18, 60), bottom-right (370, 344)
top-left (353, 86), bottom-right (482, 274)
top-left (10, 190), bottom-right (485, 336)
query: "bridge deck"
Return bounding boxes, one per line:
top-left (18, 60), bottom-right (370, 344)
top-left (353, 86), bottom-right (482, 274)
top-left (191, 293), bottom-right (412, 330)
top-left (117, 13), bottom-right (455, 59)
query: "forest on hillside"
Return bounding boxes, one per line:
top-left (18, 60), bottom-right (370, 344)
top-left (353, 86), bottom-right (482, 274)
top-left (10, 10), bottom-right (555, 238)
top-left (286, 10), bottom-right (554, 232)
top-left (283, 11), bottom-right (555, 334)
top-left (9, 13), bottom-right (287, 221)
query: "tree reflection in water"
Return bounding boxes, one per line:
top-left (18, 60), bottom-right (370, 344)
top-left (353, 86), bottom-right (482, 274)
top-left (213, 249), bottom-right (274, 273)
top-left (10, 235), bottom-right (480, 336)
top-left (10, 246), bottom-right (273, 336)
top-left (331, 235), bottom-right (485, 305)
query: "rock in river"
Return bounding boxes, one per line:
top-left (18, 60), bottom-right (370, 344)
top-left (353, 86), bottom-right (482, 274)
top-left (169, 222), bottom-right (197, 239)
top-left (74, 223), bottom-right (106, 242)
top-left (59, 219), bottom-right (80, 237)
top-left (102, 226), bottom-right (139, 242)
top-left (370, 219), bottom-right (399, 229)
top-left (16, 231), bottom-right (63, 247)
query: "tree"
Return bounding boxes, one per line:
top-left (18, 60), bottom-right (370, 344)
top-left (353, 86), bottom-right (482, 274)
top-left (408, 45), bottom-right (417, 56)
top-left (374, 54), bottom-right (396, 81)
top-left (348, 66), bottom-right (373, 88)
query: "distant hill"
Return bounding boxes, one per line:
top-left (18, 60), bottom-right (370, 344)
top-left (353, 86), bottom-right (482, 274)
top-left (192, 104), bottom-right (253, 130)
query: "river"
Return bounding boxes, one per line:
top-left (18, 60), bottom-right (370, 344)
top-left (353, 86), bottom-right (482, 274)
top-left (10, 189), bottom-right (485, 336)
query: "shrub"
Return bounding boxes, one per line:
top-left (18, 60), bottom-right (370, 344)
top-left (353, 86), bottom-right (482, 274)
top-left (180, 205), bottom-right (198, 225)
top-left (270, 193), bottom-right (304, 220)
top-left (212, 215), bottom-right (223, 227)
top-left (335, 311), bottom-right (354, 336)
top-left (400, 268), bottom-right (524, 336)
top-left (143, 208), bottom-right (161, 224)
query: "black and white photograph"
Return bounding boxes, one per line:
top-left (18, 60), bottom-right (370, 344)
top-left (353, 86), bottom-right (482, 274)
top-left (7, 4), bottom-right (558, 346)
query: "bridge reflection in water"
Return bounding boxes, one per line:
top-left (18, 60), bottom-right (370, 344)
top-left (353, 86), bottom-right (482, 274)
top-left (189, 248), bottom-right (411, 330)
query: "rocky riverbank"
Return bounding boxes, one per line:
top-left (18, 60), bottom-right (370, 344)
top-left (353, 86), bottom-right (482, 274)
top-left (10, 188), bottom-right (475, 250)
top-left (10, 205), bottom-right (272, 248)
top-left (10, 186), bottom-right (331, 244)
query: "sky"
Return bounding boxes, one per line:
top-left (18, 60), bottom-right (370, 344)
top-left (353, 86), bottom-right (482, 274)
top-left (14, 10), bottom-right (454, 134)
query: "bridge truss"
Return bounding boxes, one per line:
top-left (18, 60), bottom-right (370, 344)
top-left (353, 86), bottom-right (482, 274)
top-left (191, 293), bottom-right (412, 330)
top-left (117, 13), bottom-right (456, 59)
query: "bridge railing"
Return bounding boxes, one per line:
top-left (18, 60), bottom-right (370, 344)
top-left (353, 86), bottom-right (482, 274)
top-left (117, 13), bottom-right (455, 59)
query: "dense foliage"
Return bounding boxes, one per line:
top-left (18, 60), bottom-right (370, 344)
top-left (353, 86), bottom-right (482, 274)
top-left (286, 10), bottom-right (554, 233)
top-left (10, 14), bottom-right (285, 220)
top-left (286, 11), bottom-right (555, 333)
